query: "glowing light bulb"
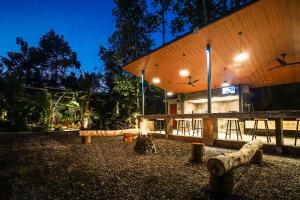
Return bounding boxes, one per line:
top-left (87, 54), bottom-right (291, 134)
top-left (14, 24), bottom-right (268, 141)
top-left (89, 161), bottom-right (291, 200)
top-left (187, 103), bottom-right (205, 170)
top-left (152, 77), bottom-right (160, 84)
top-left (234, 52), bottom-right (249, 62)
top-left (179, 69), bottom-right (189, 77)
top-left (167, 91), bottom-right (173, 96)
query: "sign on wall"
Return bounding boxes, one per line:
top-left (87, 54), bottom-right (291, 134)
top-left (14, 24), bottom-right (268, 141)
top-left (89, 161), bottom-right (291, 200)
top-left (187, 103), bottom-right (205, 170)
top-left (222, 86), bottom-right (236, 95)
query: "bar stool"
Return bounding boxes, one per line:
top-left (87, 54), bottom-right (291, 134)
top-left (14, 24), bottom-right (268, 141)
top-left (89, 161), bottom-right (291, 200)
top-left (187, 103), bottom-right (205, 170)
top-left (252, 118), bottom-right (271, 143)
top-left (155, 119), bottom-right (165, 133)
top-left (176, 119), bottom-right (191, 135)
top-left (193, 118), bottom-right (203, 137)
top-left (295, 118), bottom-right (300, 146)
top-left (225, 118), bottom-right (242, 140)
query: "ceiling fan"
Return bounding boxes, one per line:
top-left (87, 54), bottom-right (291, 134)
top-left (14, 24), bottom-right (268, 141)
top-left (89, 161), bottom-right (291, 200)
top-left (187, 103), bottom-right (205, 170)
top-left (267, 53), bottom-right (300, 71)
top-left (176, 76), bottom-right (199, 87)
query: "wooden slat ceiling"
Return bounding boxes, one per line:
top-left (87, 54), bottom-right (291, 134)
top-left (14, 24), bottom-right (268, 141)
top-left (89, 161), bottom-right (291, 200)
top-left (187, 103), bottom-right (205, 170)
top-left (123, 0), bottom-right (300, 94)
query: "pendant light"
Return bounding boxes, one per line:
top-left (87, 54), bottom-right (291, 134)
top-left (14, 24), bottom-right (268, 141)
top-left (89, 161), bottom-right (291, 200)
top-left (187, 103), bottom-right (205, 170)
top-left (234, 32), bottom-right (249, 62)
top-left (152, 64), bottom-right (161, 84)
top-left (222, 67), bottom-right (230, 87)
top-left (179, 53), bottom-right (190, 77)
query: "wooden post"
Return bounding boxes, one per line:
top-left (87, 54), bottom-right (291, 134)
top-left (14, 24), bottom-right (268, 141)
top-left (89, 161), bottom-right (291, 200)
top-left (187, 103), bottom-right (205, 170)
top-left (275, 118), bottom-right (284, 155)
top-left (209, 170), bottom-right (234, 199)
top-left (190, 143), bottom-right (205, 163)
top-left (202, 117), bottom-right (218, 146)
top-left (139, 117), bottom-right (148, 135)
top-left (124, 133), bottom-right (133, 144)
top-left (165, 117), bottom-right (173, 139)
top-left (251, 150), bottom-right (263, 165)
top-left (82, 136), bottom-right (92, 144)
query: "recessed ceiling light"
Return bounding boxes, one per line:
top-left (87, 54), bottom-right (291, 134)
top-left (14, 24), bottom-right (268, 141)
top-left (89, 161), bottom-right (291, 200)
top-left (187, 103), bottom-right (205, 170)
top-left (179, 69), bottom-right (189, 77)
top-left (167, 91), bottom-right (173, 96)
top-left (152, 77), bottom-right (160, 84)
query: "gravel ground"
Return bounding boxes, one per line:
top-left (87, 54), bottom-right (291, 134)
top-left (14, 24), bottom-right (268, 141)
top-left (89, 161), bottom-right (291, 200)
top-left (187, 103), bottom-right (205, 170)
top-left (0, 133), bottom-right (299, 200)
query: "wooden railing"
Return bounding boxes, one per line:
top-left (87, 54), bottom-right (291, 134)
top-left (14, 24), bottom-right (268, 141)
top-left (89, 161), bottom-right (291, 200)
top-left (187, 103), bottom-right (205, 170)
top-left (141, 110), bottom-right (300, 120)
top-left (139, 110), bottom-right (300, 150)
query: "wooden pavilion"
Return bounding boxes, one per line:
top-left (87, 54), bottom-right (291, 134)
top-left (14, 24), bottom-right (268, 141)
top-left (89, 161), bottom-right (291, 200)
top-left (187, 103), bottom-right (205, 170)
top-left (122, 0), bottom-right (300, 155)
top-left (124, 0), bottom-right (300, 114)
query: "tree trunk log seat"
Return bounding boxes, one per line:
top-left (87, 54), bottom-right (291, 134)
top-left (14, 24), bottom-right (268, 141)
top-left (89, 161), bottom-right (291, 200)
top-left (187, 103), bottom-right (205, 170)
top-left (207, 139), bottom-right (263, 199)
top-left (190, 143), bottom-right (205, 163)
top-left (79, 129), bottom-right (140, 144)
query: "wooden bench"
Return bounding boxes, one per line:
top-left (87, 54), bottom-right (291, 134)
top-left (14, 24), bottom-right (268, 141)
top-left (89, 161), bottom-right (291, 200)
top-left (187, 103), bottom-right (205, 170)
top-left (79, 129), bottom-right (141, 144)
top-left (207, 139), bottom-right (263, 199)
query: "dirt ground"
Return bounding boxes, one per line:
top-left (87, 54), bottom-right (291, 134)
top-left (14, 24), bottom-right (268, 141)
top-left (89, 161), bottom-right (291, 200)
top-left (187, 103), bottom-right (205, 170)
top-left (0, 133), bottom-right (299, 200)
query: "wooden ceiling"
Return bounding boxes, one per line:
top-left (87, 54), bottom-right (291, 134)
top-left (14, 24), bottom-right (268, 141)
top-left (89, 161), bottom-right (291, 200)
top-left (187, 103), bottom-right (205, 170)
top-left (123, 0), bottom-right (300, 94)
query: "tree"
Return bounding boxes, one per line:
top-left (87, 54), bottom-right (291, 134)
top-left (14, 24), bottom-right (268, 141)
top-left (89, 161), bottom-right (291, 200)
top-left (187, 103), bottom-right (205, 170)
top-left (77, 71), bottom-right (102, 129)
top-left (38, 29), bottom-right (81, 87)
top-left (169, 0), bottom-right (254, 35)
top-left (152, 0), bottom-right (174, 44)
top-left (99, 0), bottom-right (159, 129)
top-left (170, 0), bottom-right (216, 35)
top-left (0, 30), bottom-right (81, 130)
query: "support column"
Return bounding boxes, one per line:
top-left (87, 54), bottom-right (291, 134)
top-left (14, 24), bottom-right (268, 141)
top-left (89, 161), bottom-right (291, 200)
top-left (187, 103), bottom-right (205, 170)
top-left (165, 117), bottom-right (173, 138)
top-left (206, 44), bottom-right (212, 113)
top-left (141, 70), bottom-right (145, 116)
top-left (275, 118), bottom-right (284, 154)
top-left (203, 117), bottom-right (218, 146)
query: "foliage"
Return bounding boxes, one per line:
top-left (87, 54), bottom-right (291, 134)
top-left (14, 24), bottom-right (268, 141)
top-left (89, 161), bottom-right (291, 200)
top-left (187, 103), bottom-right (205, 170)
top-left (99, 0), bottom-right (160, 129)
top-left (0, 30), bottom-right (104, 131)
top-left (169, 0), bottom-right (253, 35)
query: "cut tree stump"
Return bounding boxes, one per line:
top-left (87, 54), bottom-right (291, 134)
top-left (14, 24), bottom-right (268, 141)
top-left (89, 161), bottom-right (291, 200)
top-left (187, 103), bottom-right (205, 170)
top-left (190, 143), bottom-right (205, 163)
top-left (209, 170), bottom-right (234, 199)
top-left (82, 136), bottom-right (92, 144)
top-left (134, 134), bottom-right (156, 154)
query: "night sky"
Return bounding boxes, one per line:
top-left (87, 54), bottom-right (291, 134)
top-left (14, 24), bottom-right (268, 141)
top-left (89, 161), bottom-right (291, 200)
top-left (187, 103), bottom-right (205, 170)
top-left (0, 0), bottom-right (115, 72)
top-left (0, 0), bottom-right (176, 73)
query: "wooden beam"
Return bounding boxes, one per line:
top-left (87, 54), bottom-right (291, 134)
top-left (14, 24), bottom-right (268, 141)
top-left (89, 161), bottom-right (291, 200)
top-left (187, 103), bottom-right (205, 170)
top-left (140, 110), bottom-right (300, 120)
top-left (79, 129), bottom-right (140, 137)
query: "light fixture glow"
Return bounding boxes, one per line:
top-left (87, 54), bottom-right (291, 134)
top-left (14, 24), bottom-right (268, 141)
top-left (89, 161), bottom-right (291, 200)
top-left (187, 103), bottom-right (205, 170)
top-left (167, 91), bottom-right (173, 96)
top-left (234, 52), bottom-right (249, 62)
top-left (152, 77), bottom-right (161, 84)
top-left (179, 69), bottom-right (189, 77)
top-left (221, 81), bottom-right (230, 87)
top-left (222, 67), bottom-right (230, 87)
top-left (234, 32), bottom-right (249, 62)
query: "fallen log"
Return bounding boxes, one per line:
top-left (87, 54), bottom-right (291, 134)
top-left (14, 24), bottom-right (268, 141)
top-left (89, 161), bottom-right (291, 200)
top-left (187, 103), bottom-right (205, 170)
top-left (207, 139), bottom-right (263, 177)
top-left (207, 139), bottom-right (263, 199)
top-left (79, 129), bottom-right (140, 137)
